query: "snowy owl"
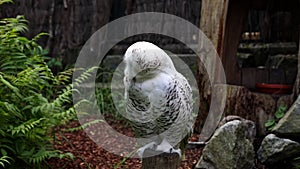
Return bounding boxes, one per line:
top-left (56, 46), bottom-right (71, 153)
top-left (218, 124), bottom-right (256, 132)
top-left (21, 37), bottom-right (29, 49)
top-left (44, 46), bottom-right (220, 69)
top-left (123, 41), bottom-right (194, 158)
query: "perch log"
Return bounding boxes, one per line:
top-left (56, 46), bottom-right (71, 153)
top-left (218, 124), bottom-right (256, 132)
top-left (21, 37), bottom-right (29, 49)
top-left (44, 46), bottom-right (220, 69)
top-left (142, 149), bottom-right (180, 169)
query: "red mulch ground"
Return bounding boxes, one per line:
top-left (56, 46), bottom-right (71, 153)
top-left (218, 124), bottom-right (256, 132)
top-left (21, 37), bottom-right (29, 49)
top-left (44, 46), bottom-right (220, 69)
top-left (48, 117), bottom-right (203, 169)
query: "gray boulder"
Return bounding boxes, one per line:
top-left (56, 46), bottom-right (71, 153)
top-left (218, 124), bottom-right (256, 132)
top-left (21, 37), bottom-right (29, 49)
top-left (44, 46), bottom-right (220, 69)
top-left (273, 95), bottom-right (300, 137)
top-left (257, 134), bottom-right (300, 164)
top-left (195, 120), bottom-right (255, 169)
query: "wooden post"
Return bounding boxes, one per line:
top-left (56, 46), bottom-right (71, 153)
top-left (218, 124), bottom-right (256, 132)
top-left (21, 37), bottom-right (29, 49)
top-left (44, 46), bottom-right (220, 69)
top-left (221, 0), bottom-right (248, 85)
top-left (196, 0), bottom-right (249, 140)
top-left (292, 29), bottom-right (300, 101)
top-left (142, 149), bottom-right (180, 169)
top-left (196, 0), bottom-right (229, 138)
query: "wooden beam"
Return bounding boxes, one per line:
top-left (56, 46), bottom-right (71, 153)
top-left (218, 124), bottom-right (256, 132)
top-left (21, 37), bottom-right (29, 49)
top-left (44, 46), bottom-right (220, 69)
top-left (221, 0), bottom-right (248, 85)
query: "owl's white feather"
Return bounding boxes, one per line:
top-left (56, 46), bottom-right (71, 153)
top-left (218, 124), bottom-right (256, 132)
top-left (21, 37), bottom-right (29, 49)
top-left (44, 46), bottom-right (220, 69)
top-left (123, 41), bottom-right (193, 157)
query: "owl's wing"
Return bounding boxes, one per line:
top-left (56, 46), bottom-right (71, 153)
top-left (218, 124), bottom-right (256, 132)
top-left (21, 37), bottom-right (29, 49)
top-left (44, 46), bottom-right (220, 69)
top-left (154, 73), bottom-right (193, 147)
top-left (125, 83), bottom-right (156, 140)
top-left (125, 73), bottom-right (193, 146)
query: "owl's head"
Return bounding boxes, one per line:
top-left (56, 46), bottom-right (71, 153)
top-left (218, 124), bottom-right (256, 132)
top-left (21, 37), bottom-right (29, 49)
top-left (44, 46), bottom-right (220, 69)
top-left (123, 41), bottom-right (176, 80)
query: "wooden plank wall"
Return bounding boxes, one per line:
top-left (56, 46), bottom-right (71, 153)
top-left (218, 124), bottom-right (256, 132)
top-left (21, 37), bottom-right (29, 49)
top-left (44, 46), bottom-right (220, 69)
top-left (0, 0), bottom-right (114, 65)
top-left (241, 67), bottom-right (297, 89)
top-left (0, 0), bottom-right (202, 65)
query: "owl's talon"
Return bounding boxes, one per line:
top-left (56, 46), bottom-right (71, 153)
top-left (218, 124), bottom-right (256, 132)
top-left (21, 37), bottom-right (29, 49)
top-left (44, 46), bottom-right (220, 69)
top-left (137, 142), bottom-right (157, 158)
top-left (170, 147), bottom-right (182, 158)
top-left (156, 139), bottom-right (182, 158)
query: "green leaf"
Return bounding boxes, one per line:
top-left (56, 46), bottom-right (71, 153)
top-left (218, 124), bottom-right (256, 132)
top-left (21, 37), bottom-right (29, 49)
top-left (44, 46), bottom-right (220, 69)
top-left (1, 149), bottom-right (7, 156)
top-left (0, 155), bottom-right (12, 167)
top-left (0, 74), bottom-right (22, 98)
top-left (265, 119), bottom-right (276, 128)
top-left (275, 106), bottom-right (287, 119)
top-left (275, 111), bottom-right (285, 119)
top-left (0, 0), bottom-right (13, 5)
top-left (278, 106), bottom-right (287, 112)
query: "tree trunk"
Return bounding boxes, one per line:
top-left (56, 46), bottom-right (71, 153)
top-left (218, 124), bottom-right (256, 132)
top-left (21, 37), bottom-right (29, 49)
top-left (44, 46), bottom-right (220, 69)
top-left (142, 149), bottom-right (180, 169)
top-left (292, 30), bottom-right (300, 101)
top-left (196, 0), bottom-right (229, 139)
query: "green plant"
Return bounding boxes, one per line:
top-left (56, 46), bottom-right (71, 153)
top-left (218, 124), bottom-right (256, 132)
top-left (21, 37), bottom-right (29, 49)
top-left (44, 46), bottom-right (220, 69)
top-left (293, 156), bottom-right (300, 169)
top-left (0, 0), bottom-right (12, 5)
top-left (95, 85), bottom-right (130, 122)
top-left (61, 119), bottom-right (104, 132)
top-left (95, 67), bottom-right (126, 118)
top-left (0, 154), bottom-right (13, 168)
top-left (0, 10), bottom-right (90, 168)
top-left (45, 57), bottom-right (63, 71)
top-left (265, 106), bottom-right (287, 131)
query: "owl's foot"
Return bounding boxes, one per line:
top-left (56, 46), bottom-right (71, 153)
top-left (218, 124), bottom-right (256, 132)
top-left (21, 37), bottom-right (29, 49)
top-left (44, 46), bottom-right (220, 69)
top-left (137, 139), bottom-right (182, 158)
top-left (137, 142), bottom-right (157, 158)
top-left (156, 139), bottom-right (182, 158)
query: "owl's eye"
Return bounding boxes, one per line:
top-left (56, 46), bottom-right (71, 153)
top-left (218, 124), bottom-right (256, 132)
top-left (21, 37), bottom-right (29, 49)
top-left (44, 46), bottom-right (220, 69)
top-left (144, 68), bottom-right (151, 73)
top-left (139, 69), bottom-right (150, 75)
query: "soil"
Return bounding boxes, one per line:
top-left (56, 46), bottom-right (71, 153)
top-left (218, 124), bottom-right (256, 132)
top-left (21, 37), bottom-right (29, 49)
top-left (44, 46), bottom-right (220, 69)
top-left (48, 117), bottom-right (203, 169)
top-left (47, 114), bottom-right (266, 169)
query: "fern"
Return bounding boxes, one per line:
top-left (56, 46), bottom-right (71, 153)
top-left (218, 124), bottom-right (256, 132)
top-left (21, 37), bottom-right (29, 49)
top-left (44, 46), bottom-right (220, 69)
top-left (0, 10), bottom-right (92, 168)
top-left (62, 119), bottom-right (104, 132)
top-left (0, 16), bottom-right (30, 74)
top-left (0, 2), bottom-right (101, 167)
top-left (9, 118), bottom-right (46, 135)
top-left (0, 155), bottom-right (12, 168)
top-left (29, 148), bottom-right (51, 165)
top-left (73, 67), bottom-right (98, 85)
top-left (0, 74), bottom-right (22, 98)
top-left (28, 148), bottom-right (73, 165)
top-left (0, 0), bottom-right (13, 5)
top-left (56, 68), bottom-right (74, 86)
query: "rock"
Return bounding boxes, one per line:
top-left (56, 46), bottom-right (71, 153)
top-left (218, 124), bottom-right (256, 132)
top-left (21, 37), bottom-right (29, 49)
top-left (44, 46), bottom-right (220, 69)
top-left (218, 115), bottom-right (244, 127)
top-left (273, 95), bottom-right (300, 137)
top-left (218, 116), bottom-right (256, 142)
top-left (257, 134), bottom-right (300, 164)
top-left (195, 120), bottom-right (255, 169)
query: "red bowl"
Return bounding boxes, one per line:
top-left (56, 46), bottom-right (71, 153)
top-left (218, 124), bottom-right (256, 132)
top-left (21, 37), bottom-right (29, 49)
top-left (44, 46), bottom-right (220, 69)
top-left (255, 83), bottom-right (293, 94)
